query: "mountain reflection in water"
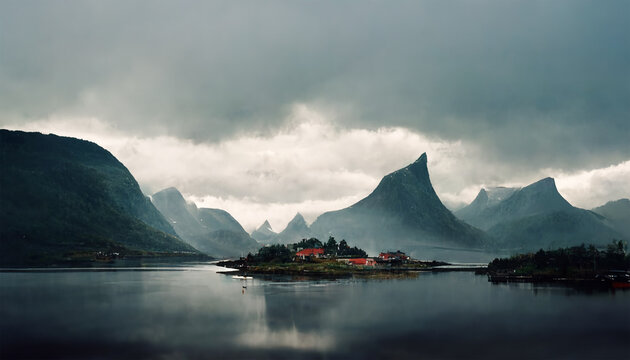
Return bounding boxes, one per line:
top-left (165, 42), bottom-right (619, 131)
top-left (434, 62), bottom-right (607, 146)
top-left (1, 265), bottom-right (628, 359)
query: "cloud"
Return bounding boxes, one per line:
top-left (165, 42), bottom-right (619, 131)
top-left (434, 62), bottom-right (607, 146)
top-left (555, 161), bottom-right (630, 209)
top-left (6, 104), bottom-right (627, 232)
top-left (1, 0), bottom-right (628, 174)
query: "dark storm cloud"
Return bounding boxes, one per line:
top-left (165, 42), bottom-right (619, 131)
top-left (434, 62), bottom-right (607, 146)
top-left (1, 0), bottom-right (628, 171)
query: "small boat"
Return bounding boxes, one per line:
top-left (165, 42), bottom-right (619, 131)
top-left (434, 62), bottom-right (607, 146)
top-left (232, 275), bottom-right (253, 280)
top-left (597, 271), bottom-right (630, 289)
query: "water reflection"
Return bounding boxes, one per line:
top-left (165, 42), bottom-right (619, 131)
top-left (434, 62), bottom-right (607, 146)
top-left (1, 267), bottom-right (628, 359)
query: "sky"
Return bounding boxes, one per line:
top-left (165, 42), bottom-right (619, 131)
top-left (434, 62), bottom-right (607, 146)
top-left (1, 1), bottom-right (629, 231)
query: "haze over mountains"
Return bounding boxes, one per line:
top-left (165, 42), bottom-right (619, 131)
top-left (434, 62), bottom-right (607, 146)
top-left (456, 178), bottom-right (623, 250)
top-left (151, 187), bottom-right (259, 258)
top-left (0, 130), bottom-right (198, 265)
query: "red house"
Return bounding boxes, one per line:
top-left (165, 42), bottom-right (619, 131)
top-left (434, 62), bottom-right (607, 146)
top-left (296, 248), bottom-right (324, 259)
top-left (348, 258), bottom-right (377, 266)
top-left (379, 251), bottom-right (410, 261)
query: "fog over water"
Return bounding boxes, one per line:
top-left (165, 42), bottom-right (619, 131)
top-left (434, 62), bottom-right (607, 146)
top-left (1, 265), bottom-right (628, 359)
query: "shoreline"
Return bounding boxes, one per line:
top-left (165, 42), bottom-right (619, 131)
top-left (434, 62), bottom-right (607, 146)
top-left (216, 258), bottom-right (486, 278)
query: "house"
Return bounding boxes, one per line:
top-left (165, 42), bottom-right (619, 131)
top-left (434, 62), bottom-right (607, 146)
top-left (378, 251), bottom-right (410, 262)
top-left (348, 258), bottom-right (377, 266)
top-left (296, 248), bottom-right (324, 259)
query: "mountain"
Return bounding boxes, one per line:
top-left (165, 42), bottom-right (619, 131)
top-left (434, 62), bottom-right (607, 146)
top-left (592, 199), bottom-right (630, 237)
top-left (151, 187), bottom-right (259, 258)
top-left (151, 188), bottom-right (207, 238)
top-left (277, 213), bottom-right (312, 244)
top-left (0, 130), bottom-right (198, 265)
top-left (458, 178), bottom-right (573, 230)
top-left (455, 187), bottom-right (519, 221)
top-left (251, 220), bottom-right (278, 243)
top-left (309, 153), bottom-right (487, 255)
top-left (487, 209), bottom-right (621, 250)
top-left (458, 177), bottom-right (623, 250)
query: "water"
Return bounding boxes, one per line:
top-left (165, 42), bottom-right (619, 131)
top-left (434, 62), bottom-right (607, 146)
top-left (1, 264), bottom-right (629, 359)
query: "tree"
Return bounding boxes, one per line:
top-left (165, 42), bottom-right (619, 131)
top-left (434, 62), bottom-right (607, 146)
top-left (295, 237), bottom-right (323, 249)
top-left (324, 236), bottom-right (338, 256)
top-left (339, 239), bottom-right (349, 252)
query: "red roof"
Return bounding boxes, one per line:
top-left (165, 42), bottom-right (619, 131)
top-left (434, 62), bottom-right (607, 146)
top-left (296, 248), bottom-right (324, 256)
top-left (348, 258), bottom-right (367, 265)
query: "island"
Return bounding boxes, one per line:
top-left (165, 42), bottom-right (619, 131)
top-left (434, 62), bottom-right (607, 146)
top-left (216, 237), bottom-right (466, 278)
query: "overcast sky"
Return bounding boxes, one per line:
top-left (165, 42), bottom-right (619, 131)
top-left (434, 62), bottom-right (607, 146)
top-left (1, 1), bottom-right (629, 231)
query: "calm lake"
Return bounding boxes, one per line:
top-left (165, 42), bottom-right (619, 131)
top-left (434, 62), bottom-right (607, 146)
top-left (1, 263), bottom-right (629, 359)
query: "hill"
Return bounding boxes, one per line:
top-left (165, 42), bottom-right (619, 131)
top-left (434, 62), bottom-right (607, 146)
top-left (0, 130), bottom-right (198, 265)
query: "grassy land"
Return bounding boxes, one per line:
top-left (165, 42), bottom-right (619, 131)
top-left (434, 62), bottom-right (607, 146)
top-left (218, 258), bottom-right (449, 278)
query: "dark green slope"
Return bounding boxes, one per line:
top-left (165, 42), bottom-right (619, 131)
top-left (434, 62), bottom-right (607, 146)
top-left (0, 130), bottom-right (198, 265)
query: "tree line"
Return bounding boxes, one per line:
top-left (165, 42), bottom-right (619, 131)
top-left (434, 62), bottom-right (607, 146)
top-left (488, 240), bottom-right (629, 276)
top-left (246, 236), bottom-right (367, 263)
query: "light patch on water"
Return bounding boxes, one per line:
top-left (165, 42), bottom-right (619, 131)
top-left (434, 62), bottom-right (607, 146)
top-left (236, 324), bottom-right (335, 351)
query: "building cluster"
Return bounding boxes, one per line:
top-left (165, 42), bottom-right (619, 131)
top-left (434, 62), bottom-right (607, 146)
top-left (295, 248), bottom-right (411, 267)
top-left (378, 251), bottom-right (410, 262)
top-left (295, 248), bottom-right (324, 260)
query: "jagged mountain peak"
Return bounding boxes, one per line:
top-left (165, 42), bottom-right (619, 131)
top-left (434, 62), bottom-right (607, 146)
top-left (414, 152), bottom-right (428, 164)
top-left (402, 153), bottom-right (430, 179)
top-left (526, 177), bottom-right (556, 190)
top-left (286, 213), bottom-right (308, 228)
top-left (155, 186), bottom-right (183, 196)
top-left (517, 177), bottom-right (572, 209)
top-left (276, 212), bottom-right (312, 243)
top-left (472, 188), bottom-right (489, 203)
top-left (251, 219), bottom-right (278, 243)
top-left (153, 187), bottom-right (186, 202)
top-left (259, 220), bottom-right (273, 231)
top-left (354, 152), bottom-right (440, 214)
